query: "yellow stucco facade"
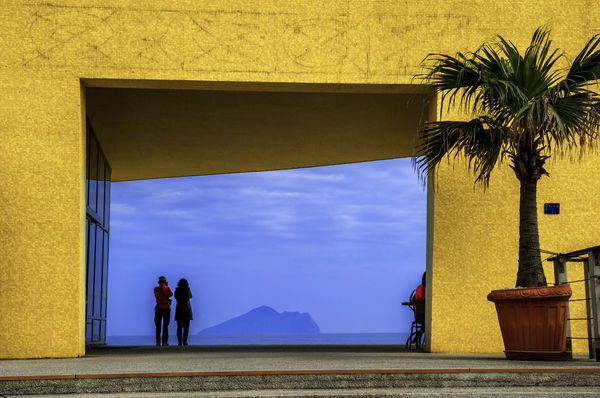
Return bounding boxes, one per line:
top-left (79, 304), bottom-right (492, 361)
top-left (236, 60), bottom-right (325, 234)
top-left (1, 0), bottom-right (599, 358)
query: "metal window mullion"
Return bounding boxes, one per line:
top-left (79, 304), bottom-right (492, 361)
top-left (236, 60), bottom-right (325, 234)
top-left (93, 134), bottom-right (100, 215)
top-left (86, 205), bottom-right (103, 226)
top-left (103, 230), bottom-right (110, 337)
top-left (91, 223), bottom-right (98, 343)
top-left (85, 217), bottom-right (91, 343)
top-left (86, 125), bottom-right (90, 207)
top-left (98, 227), bottom-right (105, 342)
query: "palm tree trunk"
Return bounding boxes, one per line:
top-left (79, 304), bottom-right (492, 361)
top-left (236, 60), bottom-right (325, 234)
top-left (516, 178), bottom-right (547, 287)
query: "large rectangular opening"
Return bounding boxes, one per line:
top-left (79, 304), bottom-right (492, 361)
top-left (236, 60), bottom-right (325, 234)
top-left (84, 80), bottom-right (434, 347)
top-left (105, 159), bottom-right (426, 345)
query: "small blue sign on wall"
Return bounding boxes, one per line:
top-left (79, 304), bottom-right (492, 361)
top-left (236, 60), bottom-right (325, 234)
top-left (544, 203), bottom-right (560, 215)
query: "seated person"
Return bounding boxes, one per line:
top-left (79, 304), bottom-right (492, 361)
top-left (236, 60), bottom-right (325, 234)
top-left (414, 272), bottom-right (426, 300)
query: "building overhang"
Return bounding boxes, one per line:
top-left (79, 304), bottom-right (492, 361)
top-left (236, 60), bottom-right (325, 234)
top-left (85, 80), bottom-right (433, 181)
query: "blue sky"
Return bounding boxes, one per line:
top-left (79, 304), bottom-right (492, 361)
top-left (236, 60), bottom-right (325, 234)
top-left (106, 157), bottom-right (426, 337)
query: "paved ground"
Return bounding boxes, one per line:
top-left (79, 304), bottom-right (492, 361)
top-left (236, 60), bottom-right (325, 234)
top-left (2, 345), bottom-right (599, 377)
top-left (5, 387), bottom-right (600, 398)
top-left (1, 346), bottom-right (600, 397)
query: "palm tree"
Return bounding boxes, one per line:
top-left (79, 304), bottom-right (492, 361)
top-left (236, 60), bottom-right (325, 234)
top-left (415, 27), bottom-right (600, 288)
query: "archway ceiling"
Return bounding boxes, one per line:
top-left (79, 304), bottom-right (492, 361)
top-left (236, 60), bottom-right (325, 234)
top-left (85, 81), bottom-right (431, 181)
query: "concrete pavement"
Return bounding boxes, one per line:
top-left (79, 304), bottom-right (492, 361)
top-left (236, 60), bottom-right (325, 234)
top-left (1, 345), bottom-right (600, 396)
top-left (5, 388), bottom-right (600, 398)
top-left (3, 345), bottom-right (600, 376)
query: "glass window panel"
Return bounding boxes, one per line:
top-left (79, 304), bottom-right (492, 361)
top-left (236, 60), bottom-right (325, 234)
top-left (88, 135), bottom-right (98, 213)
top-left (86, 223), bottom-right (96, 320)
top-left (93, 320), bottom-right (101, 342)
top-left (102, 231), bottom-right (109, 318)
top-left (104, 168), bottom-right (111, 229)
top-left (94, 225), bottom-right (103, 317)
top-left (85, 217), bottom-right (90, 277)
top-left (85, 217), bottom-right (91, 318)
top-left (100, 321), bottom-right (106, 342)
top-left (86, 322), bottom-right (92, 344)
top-left (86, 126), bottom-right (90, 206)
top-left (97, 155), bottom-right (105, 224)
top-left (86, 125), bottom-right (110, 345)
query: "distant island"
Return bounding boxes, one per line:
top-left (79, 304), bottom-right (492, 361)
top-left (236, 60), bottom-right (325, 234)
top-left (198, 305), bottom-right (320, 335)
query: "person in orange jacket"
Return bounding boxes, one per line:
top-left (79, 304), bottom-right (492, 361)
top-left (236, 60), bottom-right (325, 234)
top-left (414, 272), bottom-right (426, 300)
top-left (154, 275), bottom-right (173, 346)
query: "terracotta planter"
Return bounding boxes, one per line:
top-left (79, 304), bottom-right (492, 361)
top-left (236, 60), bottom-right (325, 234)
top-left (487, 285), bottom-right (572, 360)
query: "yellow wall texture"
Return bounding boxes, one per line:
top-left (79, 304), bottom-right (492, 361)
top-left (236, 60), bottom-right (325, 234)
top-left (1, 0), bottom-right (600, 358)
top-left (431, 153), bottom-right (600, 353)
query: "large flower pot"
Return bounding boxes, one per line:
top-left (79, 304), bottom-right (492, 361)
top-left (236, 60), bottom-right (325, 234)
top-left (487, 285), bottom-right (572, 360)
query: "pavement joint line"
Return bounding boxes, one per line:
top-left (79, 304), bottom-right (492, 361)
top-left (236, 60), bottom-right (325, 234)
top-left (2, 367), bottom-right (600, 381)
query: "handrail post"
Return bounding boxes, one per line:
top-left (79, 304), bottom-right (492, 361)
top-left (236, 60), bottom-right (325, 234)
top-left (553, 258), bottom-right (568, 285)
top-left (588, 250), bottom-right (600, 361)
top-left (554, 258), bottom-right (571, 355)
top-left (583, 257), bottom-right (595, 359)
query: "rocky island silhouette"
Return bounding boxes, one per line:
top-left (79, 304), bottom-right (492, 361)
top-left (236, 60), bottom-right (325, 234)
top-left (198, 305), bottom-right (320, 335)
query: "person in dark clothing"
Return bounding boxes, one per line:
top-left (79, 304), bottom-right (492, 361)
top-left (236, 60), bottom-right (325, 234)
top-left (174, 278), bottom-right (193, 346)
top-left (154, 275), bottom-right (173, 346)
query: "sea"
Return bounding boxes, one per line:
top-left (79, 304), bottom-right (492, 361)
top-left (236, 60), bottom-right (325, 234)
top-left (106, 333), bottom-right (410, 346)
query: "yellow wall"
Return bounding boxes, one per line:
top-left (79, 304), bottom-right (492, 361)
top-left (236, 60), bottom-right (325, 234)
top-left (431, 154), bottom-right (599, 353)
top-left (1, 0), bottom-right (599, 358)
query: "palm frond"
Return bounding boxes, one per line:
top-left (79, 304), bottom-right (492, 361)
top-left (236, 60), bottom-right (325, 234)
top-left (511, 27), bottom-right (563, 97)
top-left (415, 119), bottom-right (508, 186)
top-left (415, 26), bottom-right (600, 288)
top-left (417, 27), bottom-right (600, 187)
top-left (564, 33), bottom-right (600, 90)
top-left (419, 52), bottom-right (480, 114)
top-left (525, 27), bottom-right (563, 82)
top-left (548, 92), bottom-right (600, 146)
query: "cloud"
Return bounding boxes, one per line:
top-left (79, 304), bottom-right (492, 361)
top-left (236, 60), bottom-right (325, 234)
top-left (258, 169), bottom-right (346, 183)
top-left (108, 220), bottom-right (137, 230)
top-left (109, 202), bottom-right (137, 216)
top-left (155, 208), bottom-right (197, 219)
top-left (238, 186), bottom-right (306, 199)
top-left (111, 158), bottom-right (427, 246)
top-left (256, 207), bottom-right (299, 238)
top-left (107, 158), bottom-right (427, 334)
